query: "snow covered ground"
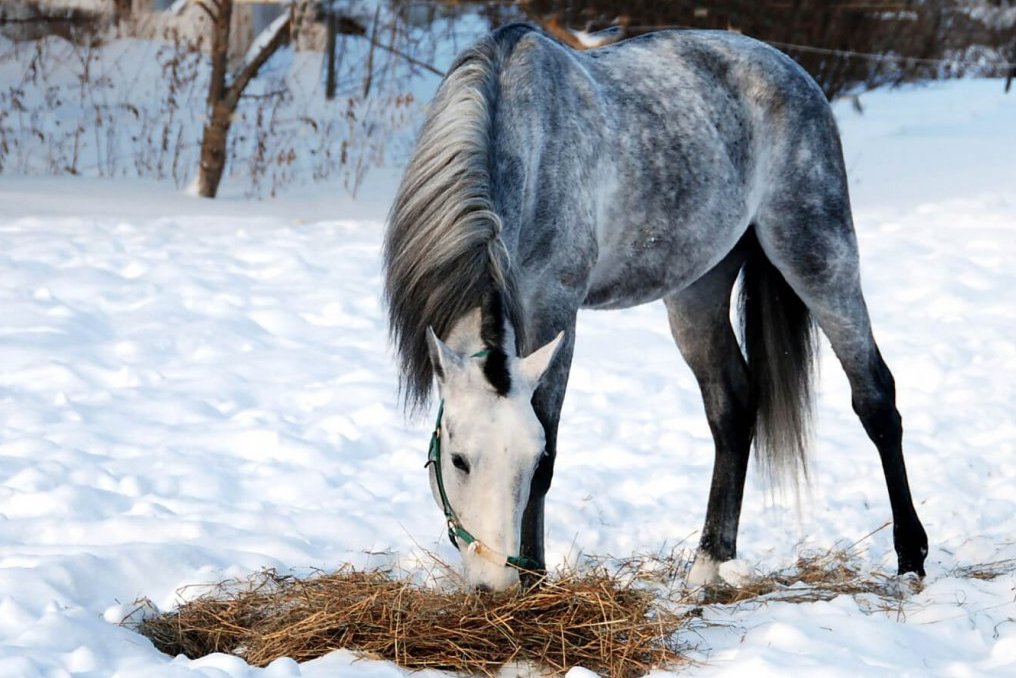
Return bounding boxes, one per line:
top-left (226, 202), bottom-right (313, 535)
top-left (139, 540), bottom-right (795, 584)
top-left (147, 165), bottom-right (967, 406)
top-left (1, 78), bottom-right (1015, 677)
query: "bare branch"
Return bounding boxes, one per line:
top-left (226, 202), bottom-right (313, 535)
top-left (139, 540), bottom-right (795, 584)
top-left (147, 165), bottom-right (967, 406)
top-left (167, 0), bottom-right (190, 16)
top-left (224, 13), bottom-right (291, 110)
top-left (316, 9), bottom-right (442, 77)
top-left (193, 1), bottom-right (217, 24)
top-left (363, 32), bottom-right (444, 77)
top-left (362, 4), bottom-right (381, 98)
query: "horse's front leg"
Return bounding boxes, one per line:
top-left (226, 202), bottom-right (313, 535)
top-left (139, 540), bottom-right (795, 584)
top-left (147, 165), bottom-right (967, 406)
top-left (518, 315), bottom-right (577, 581)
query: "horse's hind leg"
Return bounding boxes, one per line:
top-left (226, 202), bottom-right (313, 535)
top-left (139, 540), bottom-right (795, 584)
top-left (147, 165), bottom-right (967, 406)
top-left (664, 246), bottom-right (754, 585)
top-left (756, 202), bottom-right (929, 576)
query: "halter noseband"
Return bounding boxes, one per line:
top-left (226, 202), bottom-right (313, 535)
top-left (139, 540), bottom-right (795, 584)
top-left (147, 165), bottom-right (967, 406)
top-left (426, 350), bottom-right (538, 571)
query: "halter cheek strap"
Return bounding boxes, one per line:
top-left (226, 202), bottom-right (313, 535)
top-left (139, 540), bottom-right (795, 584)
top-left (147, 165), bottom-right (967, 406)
top-left (426, 353), bottom-right (539, 571)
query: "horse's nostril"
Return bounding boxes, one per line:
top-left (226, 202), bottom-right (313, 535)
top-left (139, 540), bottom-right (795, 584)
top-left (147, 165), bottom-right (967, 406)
top-left (474, 583), bottom-right (493, 593)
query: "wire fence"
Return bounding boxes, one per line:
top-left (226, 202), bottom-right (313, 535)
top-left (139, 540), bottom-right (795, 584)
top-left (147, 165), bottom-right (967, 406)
top-left (1, 0), bottom-right (1012, 195)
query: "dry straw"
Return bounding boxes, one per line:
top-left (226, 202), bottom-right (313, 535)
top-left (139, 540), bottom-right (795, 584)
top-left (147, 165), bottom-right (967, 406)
top-left (700, 548), bottom-right (912, 606)
top-left (136, 565), bottom-right (689, 677)
top-left (137, 541), bottom-right (1004, 676)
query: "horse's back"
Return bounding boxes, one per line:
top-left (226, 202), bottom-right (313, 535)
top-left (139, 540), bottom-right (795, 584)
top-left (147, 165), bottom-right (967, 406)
top-left (488, 27), bottom-right (851, 309)
top-left (579, 28), bottom-right (844, 217)
top-left (572, 31), bottom-right (849, 307)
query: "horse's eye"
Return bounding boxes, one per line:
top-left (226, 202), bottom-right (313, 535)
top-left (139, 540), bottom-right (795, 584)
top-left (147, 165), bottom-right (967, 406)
top-left (451, 454), bottom-right (470, 474)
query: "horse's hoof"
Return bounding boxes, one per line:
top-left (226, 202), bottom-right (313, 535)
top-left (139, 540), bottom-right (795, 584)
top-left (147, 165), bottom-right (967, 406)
top-left (896, 535), bottom-right (928, 578)
top-left (894, 522), bottom-right (928, 577)
top-left (687, 553), bottom-right (721, 586)
top-left (897, 558), bottom-right (927, 578)
top-left (519, 569), bottom-right (547, 590)
top-left (893, 571), bottom-right (924, 596)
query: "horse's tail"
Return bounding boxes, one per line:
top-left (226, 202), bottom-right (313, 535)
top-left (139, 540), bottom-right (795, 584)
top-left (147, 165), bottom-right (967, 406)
top-left (383, 24), bottom-right (534, 416)
top-left (739, 230), bottom-right (819, 488)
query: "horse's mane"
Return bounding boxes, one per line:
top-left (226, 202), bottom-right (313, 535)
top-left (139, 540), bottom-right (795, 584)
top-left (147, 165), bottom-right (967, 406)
top-left (383, 24), bottom-right (536, 415)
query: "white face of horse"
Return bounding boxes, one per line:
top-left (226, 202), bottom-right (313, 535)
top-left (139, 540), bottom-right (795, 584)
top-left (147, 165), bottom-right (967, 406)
top-left (425, 329), bottom-right (563, 592)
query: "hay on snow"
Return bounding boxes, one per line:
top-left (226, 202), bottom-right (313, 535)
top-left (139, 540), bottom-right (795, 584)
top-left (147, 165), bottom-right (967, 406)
top-left (137, 565), bottom-right (687, 677)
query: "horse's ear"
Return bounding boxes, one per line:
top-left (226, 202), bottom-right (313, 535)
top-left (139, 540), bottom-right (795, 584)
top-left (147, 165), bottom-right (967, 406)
top-left (426, 327), bottom-right (464, 384)
top-left (519, 331), bottom-right (565, 389)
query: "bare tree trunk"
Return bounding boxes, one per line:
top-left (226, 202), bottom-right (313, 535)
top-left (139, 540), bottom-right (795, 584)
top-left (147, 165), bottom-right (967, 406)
top-left (196, 0), bottom-right (233, 198)
top-left (325, 7), bottom-right (338, 100)
top-left (113, 0), bottom-right (132, 26)
top-left (196, 0), bottom-right (291, 198)
top-left (197, 99), bottom-right (232, 198)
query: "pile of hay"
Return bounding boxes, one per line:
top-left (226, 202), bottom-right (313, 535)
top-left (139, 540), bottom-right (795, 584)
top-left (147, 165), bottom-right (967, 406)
top-left (135, 539), bottom-right (940, 675)
top-left (136, 567), bottom-right (688, 677)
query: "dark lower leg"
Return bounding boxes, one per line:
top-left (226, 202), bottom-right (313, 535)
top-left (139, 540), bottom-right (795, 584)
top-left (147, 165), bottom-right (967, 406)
top-left (519, 485), bottom-right (546, 582)
top-left (519, 425), bottom-right (556, 586)
top-left (518, 327), bottom-right (572, 581)
top-left (699, 439), bottom-right (752, 562)
top-left (695, 365), bottom-right (754, 567)
top-left (851, 352), bottom-right (927, 575)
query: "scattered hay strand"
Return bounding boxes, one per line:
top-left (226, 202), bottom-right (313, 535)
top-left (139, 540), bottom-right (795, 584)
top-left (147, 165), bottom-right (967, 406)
top-left (136, 566), bottom-right (688, 677)
top-left (701, 548), bottom-right (910, 605)
top-left (949, 558), bottom-right (1016, 581)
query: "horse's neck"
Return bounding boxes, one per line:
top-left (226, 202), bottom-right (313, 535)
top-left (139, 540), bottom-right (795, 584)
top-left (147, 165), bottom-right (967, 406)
top-left (445, 307), bottom-right (518, 357)
top-left (445, 308), bottom-right (485, 355)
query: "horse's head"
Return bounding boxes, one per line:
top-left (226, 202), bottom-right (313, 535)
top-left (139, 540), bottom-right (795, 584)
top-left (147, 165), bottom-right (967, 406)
top-left (424, 327), bottom-right (563, 591)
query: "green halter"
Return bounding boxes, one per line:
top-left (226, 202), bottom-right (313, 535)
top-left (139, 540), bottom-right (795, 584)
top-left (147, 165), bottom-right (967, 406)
top-left (426, 350), bottom-right (539, 571)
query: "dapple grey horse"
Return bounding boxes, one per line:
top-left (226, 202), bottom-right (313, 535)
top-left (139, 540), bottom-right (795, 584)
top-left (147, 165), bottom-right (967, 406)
top-left (383, 23), bottom-right (927, 591)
